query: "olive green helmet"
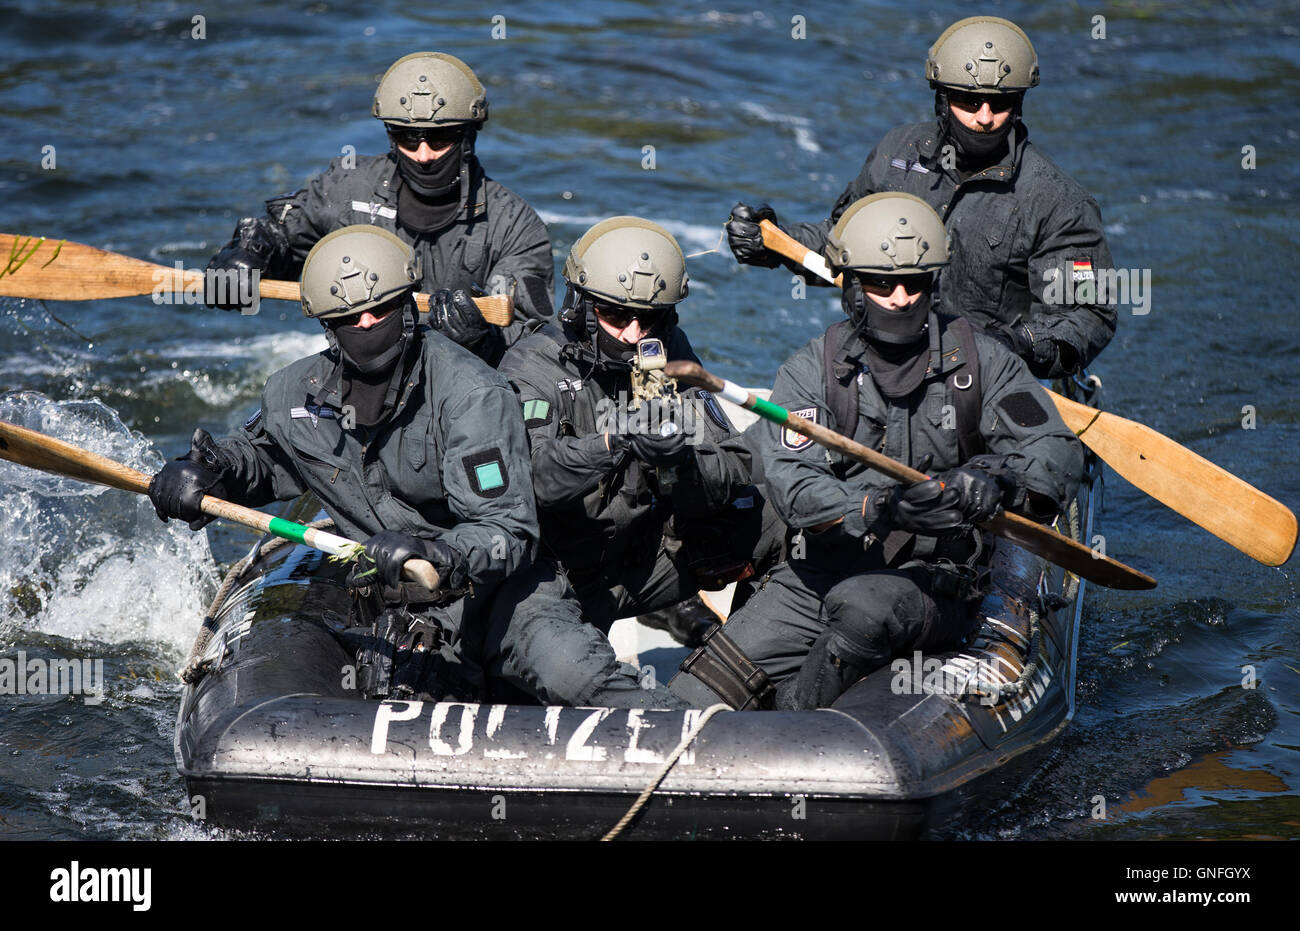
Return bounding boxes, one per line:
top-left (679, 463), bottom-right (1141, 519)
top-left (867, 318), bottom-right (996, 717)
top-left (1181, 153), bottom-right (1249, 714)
top-left (824, 193), bottom-right (949, 275)
top-left (926, 16), bottom-right (1039, 93)
top-left (562, 216), bottom-right (689, 310)
top-left (300, 226), bottom-right (420, 319)
top-left (372, 52), bottom-right (488, 128)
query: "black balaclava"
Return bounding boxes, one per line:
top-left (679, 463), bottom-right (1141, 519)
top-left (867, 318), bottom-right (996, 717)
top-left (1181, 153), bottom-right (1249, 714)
top-left (558, 286), bottom-right (675, 377)
top-left (844, 276), bottom-right (933, 399)
top-left (319, 300), bottom-right (420, 427)
top-left (393, 133), bottom-right (470, 234)
top-left (934, 90), bottom-right (1019, 172)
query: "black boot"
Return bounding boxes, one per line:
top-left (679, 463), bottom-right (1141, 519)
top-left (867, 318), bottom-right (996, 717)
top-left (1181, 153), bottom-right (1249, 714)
top-left (637, 594), bottom-right (721, 648)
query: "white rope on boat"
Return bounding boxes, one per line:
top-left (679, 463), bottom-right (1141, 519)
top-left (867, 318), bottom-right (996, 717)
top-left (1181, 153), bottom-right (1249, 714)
top-left (601, 702), bottom-right (731, 841)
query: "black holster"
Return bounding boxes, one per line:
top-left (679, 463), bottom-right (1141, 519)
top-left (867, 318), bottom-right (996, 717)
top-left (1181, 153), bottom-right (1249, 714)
top-left (677, 624), bottom-right (774, 711)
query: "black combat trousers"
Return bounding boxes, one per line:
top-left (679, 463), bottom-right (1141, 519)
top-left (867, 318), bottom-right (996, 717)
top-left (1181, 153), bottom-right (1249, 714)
top-left (668, 540), bottom-right (981, 710)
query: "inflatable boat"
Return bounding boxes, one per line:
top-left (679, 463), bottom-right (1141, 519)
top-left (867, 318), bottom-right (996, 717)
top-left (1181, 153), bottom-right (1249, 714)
top-left (174, 392), bottom-right (1101, 840)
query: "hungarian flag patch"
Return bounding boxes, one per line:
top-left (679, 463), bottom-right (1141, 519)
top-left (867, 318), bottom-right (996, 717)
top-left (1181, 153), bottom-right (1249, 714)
top-left (781, 408), bottom-right (818, 451)
top-left (1071, 259), bottom-right (1095, 282)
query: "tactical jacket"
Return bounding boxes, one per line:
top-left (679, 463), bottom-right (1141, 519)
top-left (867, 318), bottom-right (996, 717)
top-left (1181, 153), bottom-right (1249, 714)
top-left (261, 153), bottom-right (554, 333)
top-left (217, 328), bottom-right (537, 589)
top-left (758, 314), bottom-right (1083, 559)
top-left (787, 120), bottom-right (1116, 378)
top-left (498, 323), bottom-right (754, 586)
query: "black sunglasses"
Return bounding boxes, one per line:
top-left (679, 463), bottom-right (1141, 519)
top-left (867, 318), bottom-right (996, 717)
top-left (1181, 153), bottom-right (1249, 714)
top-left (946, 90), bottom-right (1017, 114)
top-left (386, 126), bottom-right (464, 150)
top-left (856, 272), bottom-right (932, 296)
top-left (592, 300), bottom-right (671, 329)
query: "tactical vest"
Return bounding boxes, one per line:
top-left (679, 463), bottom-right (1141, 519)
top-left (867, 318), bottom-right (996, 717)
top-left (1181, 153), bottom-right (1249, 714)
top-left (820, 313), bottom-right (985, 462)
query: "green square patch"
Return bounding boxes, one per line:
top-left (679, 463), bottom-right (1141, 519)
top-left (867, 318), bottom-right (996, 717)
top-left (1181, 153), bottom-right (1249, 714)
top-left (462, 448), bottom-right (510, 499)
top-left (522, 398), bottom-right (552, 428)
top-left (475, 461), bottom-right (504, 491)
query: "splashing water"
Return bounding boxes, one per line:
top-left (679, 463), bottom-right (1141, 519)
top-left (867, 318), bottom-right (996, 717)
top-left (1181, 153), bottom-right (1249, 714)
top-left (0, 391), bottom-right (217, 659)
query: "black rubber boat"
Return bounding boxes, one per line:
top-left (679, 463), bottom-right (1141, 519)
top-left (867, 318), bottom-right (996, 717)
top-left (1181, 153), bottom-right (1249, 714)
top-left (175, 396), bottom-right (1102, 840)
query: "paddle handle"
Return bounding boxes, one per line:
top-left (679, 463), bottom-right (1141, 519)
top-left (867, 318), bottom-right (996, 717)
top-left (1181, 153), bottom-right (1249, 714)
top-left (772, 401), bottom-right (1119, 577)
top-left (0, 418), bottom-right (439, 592)
top-left (759, 220), bottom-right (842, 286)
top-left (255, 277), bottom-right (515, 327)
top-left (663, 363), bottom-right (1156, 590)
top-left (195, 494), bottom-right (440, 591)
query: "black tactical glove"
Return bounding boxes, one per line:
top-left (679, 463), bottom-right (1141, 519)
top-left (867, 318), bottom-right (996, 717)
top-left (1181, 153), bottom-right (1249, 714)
top-left (931, 463), bottom-right (1006, 525)
top-left (985, 316), bottom-right (1035, 359)
top-left (205, 217), bottom-right (284, 312)
top-left (986, 317), bottom-right (1074, 376)
top-left (610, 400), bottom-right (692, 468)
top-left (148, 428), bottom-right (231, 530)
top-left (726, 203), bottom-right (783, 268)
top-left (960, 454), bottom-right (1027, 510)
top-left (429, 288), bottom-right (493, 349)
top-left (876, 479), bottom-right (967, 535)
top-left (360, 531), bottom-right (467, 592)
top-left (609, 428), bottom-right (691, 468)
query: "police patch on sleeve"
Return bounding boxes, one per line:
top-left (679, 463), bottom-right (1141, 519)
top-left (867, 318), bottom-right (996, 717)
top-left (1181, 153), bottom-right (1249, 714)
top-left (521, 398), bottom-right (552, 429)
top-left (462, 448), bottom-right (510, 498)
top-left (781, 408), bottom-right (819, 451)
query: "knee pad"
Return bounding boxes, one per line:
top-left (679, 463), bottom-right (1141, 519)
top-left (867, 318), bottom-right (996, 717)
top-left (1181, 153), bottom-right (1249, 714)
top-left (823, 574), bottom-right (929, 663)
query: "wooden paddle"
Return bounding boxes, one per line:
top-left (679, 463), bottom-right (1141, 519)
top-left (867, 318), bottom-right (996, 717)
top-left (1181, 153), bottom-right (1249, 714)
top-left (757, 218), bottom-right (1297, 567)
top-left (0, 418), bottom-right (440, 592)
top-left (0, 233), bottom-right (514, 326)
top-left (666, 361), bottom-right (1155, 590)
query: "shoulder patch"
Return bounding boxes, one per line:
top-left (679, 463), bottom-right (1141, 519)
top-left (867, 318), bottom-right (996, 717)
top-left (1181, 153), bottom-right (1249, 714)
top-left (697, 390), bottom-right (732, 431)
top-left (243, 408), bottom-right (263, 430)
top-left (463, 448), bottom-right (510, 498)
top-left (998, 391), bottom-right (1049, 428)
top-left (781, 407), bottom-right (819, 451)
top-left (521, 398), bottom-right (552, 429)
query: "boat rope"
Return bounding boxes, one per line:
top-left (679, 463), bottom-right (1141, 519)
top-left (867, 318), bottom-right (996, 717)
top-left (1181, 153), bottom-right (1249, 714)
top-left (177, 518), bottom-right (338, 684)
top-left (600, 702), bottom-right (731, 841)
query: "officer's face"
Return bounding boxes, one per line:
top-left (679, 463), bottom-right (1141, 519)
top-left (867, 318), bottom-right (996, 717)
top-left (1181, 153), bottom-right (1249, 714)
top-left (593, 302), bottom-right (669, 344)
top-left (946, 90), bottom-right (1014, 133)
top-left (328, 297), bottom-right (402, 330)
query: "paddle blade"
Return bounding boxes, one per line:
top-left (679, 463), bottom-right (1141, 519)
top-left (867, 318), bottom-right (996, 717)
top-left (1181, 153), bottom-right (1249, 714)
top-left (987, 512), bottom-right (1156, 590)
top-left (0, 419), bottom-right (151, 495)
top-left (0, 234), bottom-right (191, 302)
top-left (1049, 391), bottom-right (1297, 566)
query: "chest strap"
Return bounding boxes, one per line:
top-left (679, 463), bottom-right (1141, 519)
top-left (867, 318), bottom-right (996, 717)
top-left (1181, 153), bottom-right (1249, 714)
top-left (820, 315), bottom-right (985, 459)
